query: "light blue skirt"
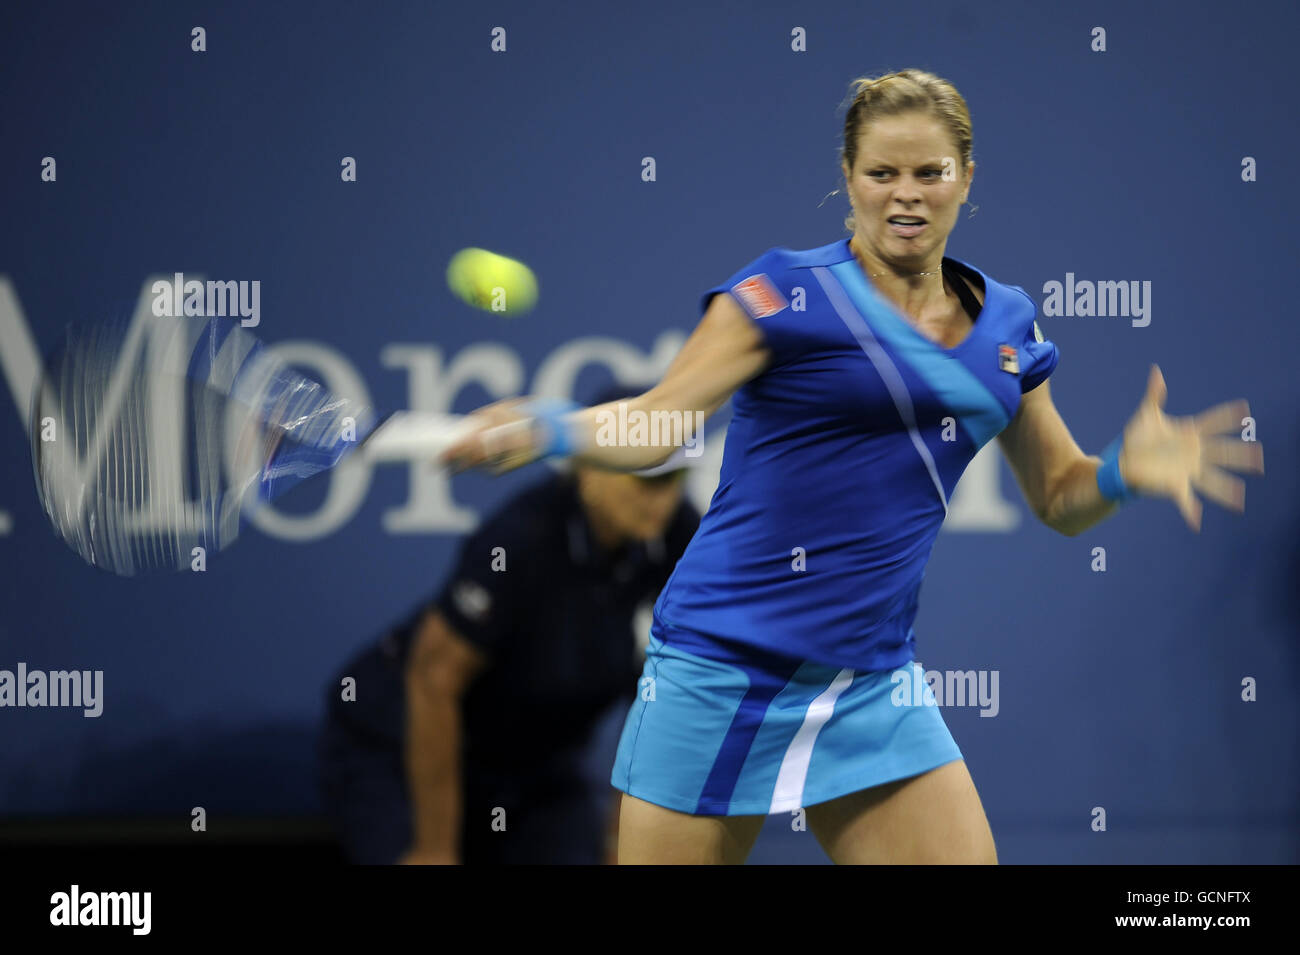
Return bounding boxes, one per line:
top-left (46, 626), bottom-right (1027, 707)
top-left (611, 616), bottom-right (963, 816)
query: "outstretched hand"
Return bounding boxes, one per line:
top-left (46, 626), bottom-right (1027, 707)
top-left (1117, 365), bottom-right (1264, 531)
top-left (440, 398), bottom-right (542, 475)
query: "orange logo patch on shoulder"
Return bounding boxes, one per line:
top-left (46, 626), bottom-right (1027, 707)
top-left (998, 343), bottom-right (1020, 375)
top-left (732, 273), bottom-right (788, 319)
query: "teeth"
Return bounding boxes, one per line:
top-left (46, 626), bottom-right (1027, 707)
top-left (891, 218), bottom-right (923, 224)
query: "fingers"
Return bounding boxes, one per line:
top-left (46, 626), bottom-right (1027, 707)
top-left (479, 418), bottom-right (531, 459)
top-left (482, 420), bottom-right (541, 474)
top-left (1202, 435), bottom-right (1264, 474)
top-left (449, 427), bottom-right (528, 473)
top-left (440, 431), bottom-right (482, 468)
top-left (441, 399), bottom-right (524, 460)
top-left (441, 400), bottom-right (539, 474)
top-left (1145, 364), bottom-right (1167, 410)
top-left (1191, 463), bottom-right (1246, 512)
top-left (1174, 482), bottom-right (1202, 533)
top-left (1194, 399), bottom-right (1251, 437)
top-left (473, 398), bottom-right (529, 433)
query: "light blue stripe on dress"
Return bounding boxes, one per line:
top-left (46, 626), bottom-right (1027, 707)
top-left (824, 260), bottom-right (1009, 450)
top-left (813, 266), bottom-right (950, 510)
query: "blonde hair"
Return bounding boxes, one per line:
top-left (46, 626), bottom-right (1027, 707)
top-left (838, 69), bottom-right (975, 231)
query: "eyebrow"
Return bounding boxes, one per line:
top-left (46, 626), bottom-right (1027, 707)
top-left (859, 158), bottom-right (946, 167)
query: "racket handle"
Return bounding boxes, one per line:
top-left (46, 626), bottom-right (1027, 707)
top-left (361, 411), bottom-right (475, 462)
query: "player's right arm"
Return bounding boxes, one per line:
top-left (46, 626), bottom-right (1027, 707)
top-left (398, 609), bottom-right (488, 865)
top-left (444, 292), bottom-right (772, 473)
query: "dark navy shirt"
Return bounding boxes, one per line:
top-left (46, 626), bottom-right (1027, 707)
top-left (403, 471), bottom-right (699, 791)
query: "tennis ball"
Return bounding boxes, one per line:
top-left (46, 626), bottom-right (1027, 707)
top-left (446, 247), bottom-right (538, 316)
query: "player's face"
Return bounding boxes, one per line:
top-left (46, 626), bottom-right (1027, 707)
top-left (580, 469), bottom-right (686, 544)
top-left (841, 112), bottom-right (973, 266)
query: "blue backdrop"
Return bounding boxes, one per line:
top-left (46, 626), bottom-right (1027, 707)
top-left (1, 0), bottom-right (1296, 863)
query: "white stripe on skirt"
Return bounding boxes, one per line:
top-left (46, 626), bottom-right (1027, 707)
top-left (768, 667), bottom-right (856, 813)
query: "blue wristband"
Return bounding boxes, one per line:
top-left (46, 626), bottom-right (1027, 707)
top-left (522, 398), bottom-right (581, 458)
top-left (1096, 433), bottom-right (1130, 503)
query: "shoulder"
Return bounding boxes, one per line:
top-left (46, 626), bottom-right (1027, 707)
top-left (947, 259), bottom-right (1061, 389)
top-left (721, 238), bottom-right (850, 282)
top-left (754, 239), bottom-right (851, 276)
top-left (709, 239), bottom-right (851, 317)
top-left (947, 255), bottom-right (1039, 328)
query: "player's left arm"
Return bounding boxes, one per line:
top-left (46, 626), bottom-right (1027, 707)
top-left (996, 379), bottom-right (1110, 537)
top-left (999, 366), bottom-right (1264, 536)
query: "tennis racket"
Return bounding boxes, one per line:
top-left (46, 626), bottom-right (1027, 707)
top-left (30, 309), bottom-right (479, 576)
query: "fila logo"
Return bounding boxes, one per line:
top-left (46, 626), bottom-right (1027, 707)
top-left (998, 344), bottom-right (1020, 375)
top-left (731, 274), bottom-right (788, 319)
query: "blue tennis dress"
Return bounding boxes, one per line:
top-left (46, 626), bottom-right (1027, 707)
top-left (611, 237), bottom-right (1059, 815)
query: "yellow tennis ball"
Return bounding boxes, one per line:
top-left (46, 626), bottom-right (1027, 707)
top-left (446, 248), bottom-right (538, 315)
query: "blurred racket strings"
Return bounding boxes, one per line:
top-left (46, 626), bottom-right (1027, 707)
top-left (31, 308), bottom-right (374, 575)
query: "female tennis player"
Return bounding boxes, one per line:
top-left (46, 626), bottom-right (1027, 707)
top-left (442, 69), bottom-right (1264, 864)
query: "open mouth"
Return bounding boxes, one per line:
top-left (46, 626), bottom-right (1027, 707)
top-left (887, 216), bottom-right (927, 237)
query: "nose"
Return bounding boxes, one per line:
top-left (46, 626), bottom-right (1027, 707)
top-left (893, 183), bottom-right (923, 205)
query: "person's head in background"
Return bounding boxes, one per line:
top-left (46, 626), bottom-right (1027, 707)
top-left (572, 385), bottom-right (690, 551)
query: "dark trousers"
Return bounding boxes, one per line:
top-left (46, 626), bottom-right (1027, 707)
top-left (318, 636), bottom-right (610, 865)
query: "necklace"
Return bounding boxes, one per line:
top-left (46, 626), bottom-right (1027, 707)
top-left (850, 238), bottom-right (944, 279)
top-left (868, 267), bottom-right (943, 278)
